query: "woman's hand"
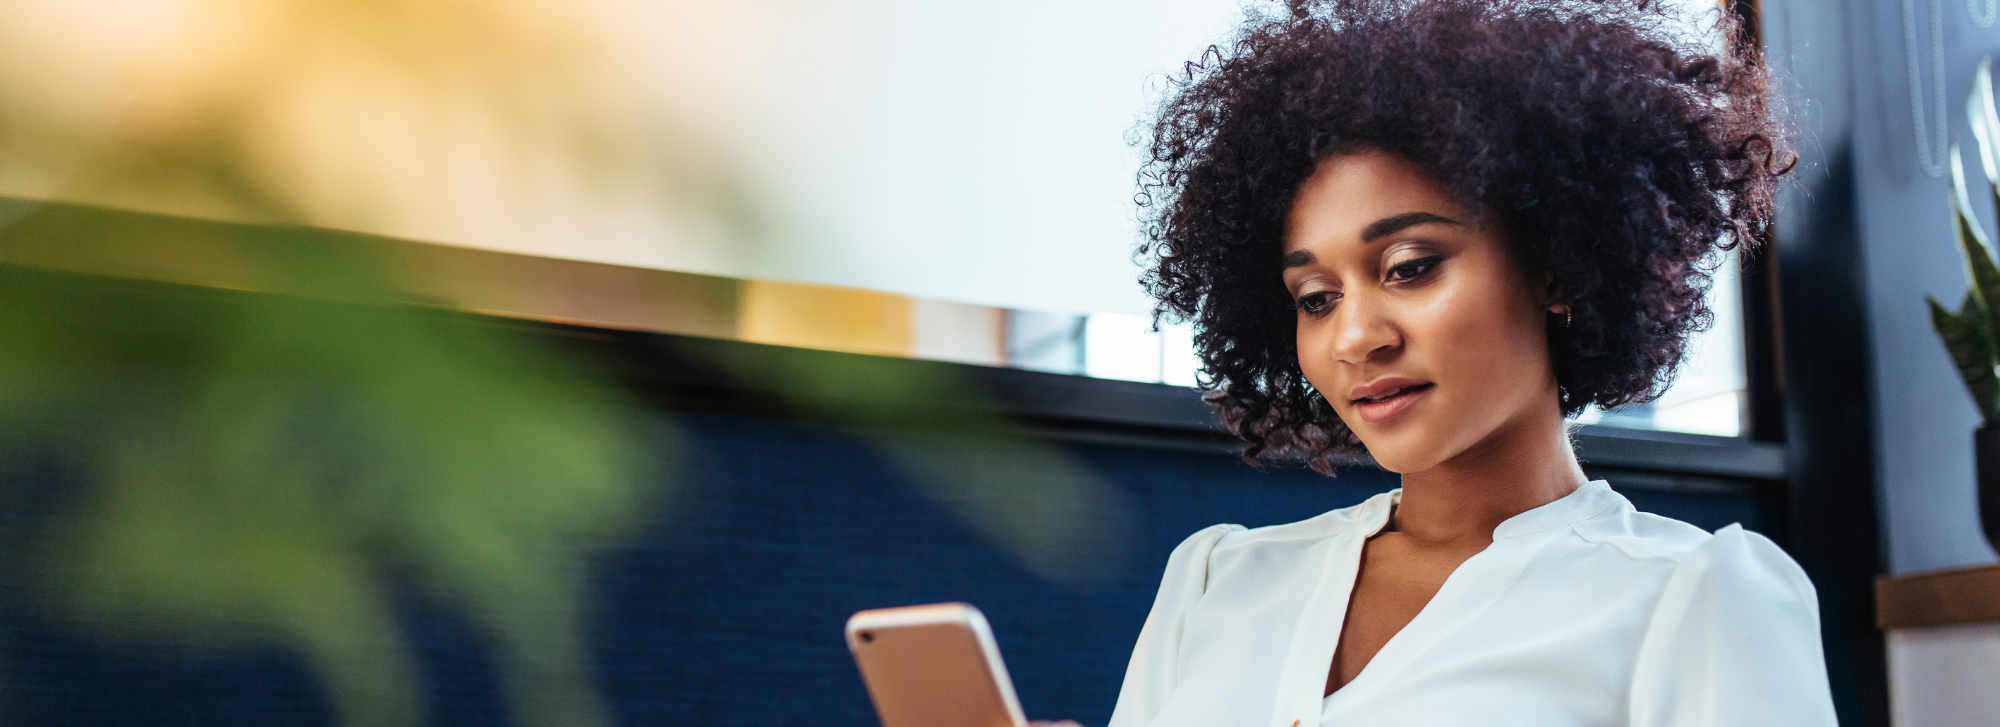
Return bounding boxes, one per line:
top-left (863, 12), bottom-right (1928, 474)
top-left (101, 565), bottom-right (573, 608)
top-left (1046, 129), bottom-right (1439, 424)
top-left (1028, 722), bottom-right (1082, 727)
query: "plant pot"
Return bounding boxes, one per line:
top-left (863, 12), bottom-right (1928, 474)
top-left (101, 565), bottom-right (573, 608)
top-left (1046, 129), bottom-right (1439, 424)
top-left (1976, 425), bottom-right (2000, 551)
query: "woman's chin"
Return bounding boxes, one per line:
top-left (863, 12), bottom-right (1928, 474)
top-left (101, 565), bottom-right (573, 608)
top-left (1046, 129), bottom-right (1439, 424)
top-left (1355, 440), bottom-right (1441, 475)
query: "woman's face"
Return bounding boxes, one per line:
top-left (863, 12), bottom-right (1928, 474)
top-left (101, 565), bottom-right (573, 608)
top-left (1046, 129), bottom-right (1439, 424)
top-left (1281, 150), bottom-right (1560, 473)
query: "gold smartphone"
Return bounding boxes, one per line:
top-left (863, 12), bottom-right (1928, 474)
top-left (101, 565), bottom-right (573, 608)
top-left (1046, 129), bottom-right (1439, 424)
top-left (844, 602), bottom-right (1027, 727)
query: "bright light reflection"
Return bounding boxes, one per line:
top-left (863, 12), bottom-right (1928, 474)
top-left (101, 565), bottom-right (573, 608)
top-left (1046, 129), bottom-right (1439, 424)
top-left (1084, 313), bottom-right (1163, 383)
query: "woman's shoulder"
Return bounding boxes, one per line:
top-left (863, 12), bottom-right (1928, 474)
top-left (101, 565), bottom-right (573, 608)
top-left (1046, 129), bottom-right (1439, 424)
top-left (1161, 522), bottom-right (1245, 564)
top-left (1155, 490), bottom-right (1393, 578)
top-left (1624, 525), bottom-right (1831, 723)
top-left (1156, 491), bottom-right (1397, 586)
top-left (1570, 505), bottom-right (1816, 602)
top-left (1659, 524), bottom-right (1819, 608)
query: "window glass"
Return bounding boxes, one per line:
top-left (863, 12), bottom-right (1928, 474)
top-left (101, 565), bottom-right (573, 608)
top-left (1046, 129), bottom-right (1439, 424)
top-left (1572, 251), bottom-right (1747, 437)
top-left (1039, 250), bottom-right (1747, 438)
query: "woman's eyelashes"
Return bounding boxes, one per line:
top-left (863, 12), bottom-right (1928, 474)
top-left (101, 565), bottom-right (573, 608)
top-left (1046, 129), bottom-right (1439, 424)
top-left (1295, 290), bottom-right (1338, 315)
top-left (1292, 253), bottom-right (1443, 316)
top-left (1385, 254), bottom-right (1443, 283)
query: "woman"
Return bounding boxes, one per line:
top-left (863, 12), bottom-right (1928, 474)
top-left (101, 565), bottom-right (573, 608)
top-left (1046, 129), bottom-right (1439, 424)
top-left (1109, 1), bottom-right (1834, 725)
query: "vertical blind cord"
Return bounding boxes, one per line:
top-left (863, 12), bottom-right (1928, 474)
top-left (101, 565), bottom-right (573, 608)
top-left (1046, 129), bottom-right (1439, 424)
top-left (1907, 0), bottom-right (1950, 178)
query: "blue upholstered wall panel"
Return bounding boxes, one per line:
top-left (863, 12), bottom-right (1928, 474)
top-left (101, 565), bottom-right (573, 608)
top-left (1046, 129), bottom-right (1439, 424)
top-left (0, 409), bottom-right (1761, 727)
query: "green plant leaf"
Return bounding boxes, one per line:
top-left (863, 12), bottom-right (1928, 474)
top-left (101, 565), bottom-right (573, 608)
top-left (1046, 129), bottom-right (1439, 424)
top-left (1968, 58), bottom-right (2000, 187)
top-left (1932, 293), bottom-right (2000, 422)
top-left (1967, 289), bottom-right (1996, 359)
top-left (1949, 144), bottom-right (2000, 342)
top-left (1932, 58), bottom-right (2000, 425)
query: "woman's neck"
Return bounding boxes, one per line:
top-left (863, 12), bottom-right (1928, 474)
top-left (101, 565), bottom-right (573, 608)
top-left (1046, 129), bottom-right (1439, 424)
top-left (1389, 408), bottom-right (1586, 547)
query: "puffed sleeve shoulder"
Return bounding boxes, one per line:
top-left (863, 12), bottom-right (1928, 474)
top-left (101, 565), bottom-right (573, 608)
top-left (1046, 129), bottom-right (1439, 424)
top-left (1629, 524), bottom-right (1838, 727)
top-left (1106, 523), bottom-right (1242, 727)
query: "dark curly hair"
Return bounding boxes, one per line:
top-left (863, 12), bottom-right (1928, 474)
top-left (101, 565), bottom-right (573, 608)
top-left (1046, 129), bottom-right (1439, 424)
top-left (1139, 0), bottom-right (1790, 473)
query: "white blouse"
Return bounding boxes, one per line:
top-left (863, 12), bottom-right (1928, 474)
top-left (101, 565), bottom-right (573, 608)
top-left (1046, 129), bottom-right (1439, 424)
top-left (1107, 480), bottom-right (1837, 727)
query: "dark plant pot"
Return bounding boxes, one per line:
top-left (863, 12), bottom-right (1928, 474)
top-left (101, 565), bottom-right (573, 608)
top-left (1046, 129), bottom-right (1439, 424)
top-left (1976, 425), bottom-right (2000, 551)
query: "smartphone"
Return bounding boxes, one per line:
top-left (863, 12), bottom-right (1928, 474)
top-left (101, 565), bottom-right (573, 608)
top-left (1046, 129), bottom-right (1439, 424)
top-left (844, 602), bottom-right (1027, 727)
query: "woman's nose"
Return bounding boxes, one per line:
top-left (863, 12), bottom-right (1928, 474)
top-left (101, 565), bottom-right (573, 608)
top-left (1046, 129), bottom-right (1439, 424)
top-left (1329, 295), bottom-right (1400, 364)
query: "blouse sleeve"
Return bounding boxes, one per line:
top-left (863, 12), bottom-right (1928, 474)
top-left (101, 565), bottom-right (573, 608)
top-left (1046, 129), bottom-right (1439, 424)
top-left (1628, 524), bottom-right (1838, 727)
top-left (1106, 523), bottom-right (1241, 727)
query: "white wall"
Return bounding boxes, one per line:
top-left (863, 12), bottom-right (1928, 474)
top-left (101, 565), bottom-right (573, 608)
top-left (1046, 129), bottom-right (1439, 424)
top-left (1888, 624), bottom-right (2000, 726)
top-left (0, 0), bottom-right (1251, 318)
top-left (594, 0), bottom-right (1249, 317)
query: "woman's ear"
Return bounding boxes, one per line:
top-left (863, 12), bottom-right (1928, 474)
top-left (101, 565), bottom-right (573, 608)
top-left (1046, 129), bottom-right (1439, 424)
top-left (1541, 272), bottom-right (1564, 312)
top-left (1541, 274), bottom-right (1574, 328)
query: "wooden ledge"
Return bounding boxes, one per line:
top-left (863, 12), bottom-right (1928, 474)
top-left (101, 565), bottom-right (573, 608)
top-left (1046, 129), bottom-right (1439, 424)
top-left (1876, 562), bottom-right (2000, 629)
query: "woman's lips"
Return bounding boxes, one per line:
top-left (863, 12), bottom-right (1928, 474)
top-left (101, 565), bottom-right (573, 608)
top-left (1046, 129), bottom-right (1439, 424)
top-left (1352, 383), bottom-right (1434, 424)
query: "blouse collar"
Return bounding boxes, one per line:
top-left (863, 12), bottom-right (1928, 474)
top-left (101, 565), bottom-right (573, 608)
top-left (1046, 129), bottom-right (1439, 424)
top-left (1493, 479), bottom-right (1621, 539)
top-left (1362, 479), bottom-right (1624, 541)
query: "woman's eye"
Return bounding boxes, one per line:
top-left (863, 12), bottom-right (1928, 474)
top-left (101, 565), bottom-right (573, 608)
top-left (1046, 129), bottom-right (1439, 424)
top-left (1295, 292), bottom-right (1337, 314)
top-left (1387, 255), bottom-right (1442, 282)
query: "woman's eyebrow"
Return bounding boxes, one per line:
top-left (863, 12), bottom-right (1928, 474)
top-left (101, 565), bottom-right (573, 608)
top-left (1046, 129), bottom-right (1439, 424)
top-left (1361, 211), bottom-right (1461, 242)
top-left (1281, 211), bottom-right (1461, 268)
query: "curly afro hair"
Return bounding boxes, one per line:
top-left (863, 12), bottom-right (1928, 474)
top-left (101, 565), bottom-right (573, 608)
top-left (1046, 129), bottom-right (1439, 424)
top-left (1138, 0), bottom-right (1790, 473)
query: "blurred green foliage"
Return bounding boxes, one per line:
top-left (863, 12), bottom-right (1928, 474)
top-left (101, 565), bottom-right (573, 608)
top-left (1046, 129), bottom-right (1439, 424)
top-left (0, 2), bottom-right (715, 720)
top-left (0, 2), bottom-right (1145, 725)
top-left (0, 219), bottom-right (664, 727)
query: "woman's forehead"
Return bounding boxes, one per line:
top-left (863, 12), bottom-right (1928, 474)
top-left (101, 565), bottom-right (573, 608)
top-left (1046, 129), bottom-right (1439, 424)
top-left (1284, 153), bottom-right (1468, 251)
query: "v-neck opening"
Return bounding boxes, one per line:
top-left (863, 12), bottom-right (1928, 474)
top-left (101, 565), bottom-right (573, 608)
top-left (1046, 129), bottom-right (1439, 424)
top-left (1318, 481), bottom-right (1613, 708)
top-left (1319, 491), bottom-right (1409, 700)
top-left (1321, 508), bottom-right (1487, 701)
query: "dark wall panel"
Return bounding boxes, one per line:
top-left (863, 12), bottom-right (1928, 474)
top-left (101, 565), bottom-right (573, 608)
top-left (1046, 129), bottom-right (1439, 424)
top-left (0, 403), bottom-right (1770, 727)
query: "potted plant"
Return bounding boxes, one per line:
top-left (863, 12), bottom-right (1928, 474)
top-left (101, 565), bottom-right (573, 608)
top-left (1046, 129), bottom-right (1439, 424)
top-left (1927, 58), bottom-right (2000, 552)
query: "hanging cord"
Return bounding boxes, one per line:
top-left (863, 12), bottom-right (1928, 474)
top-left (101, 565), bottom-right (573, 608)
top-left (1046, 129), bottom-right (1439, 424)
top-left (1908, 0), bottom-right (1950, 177)
top-left (1974, 0), bottom-right (1998, 28)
